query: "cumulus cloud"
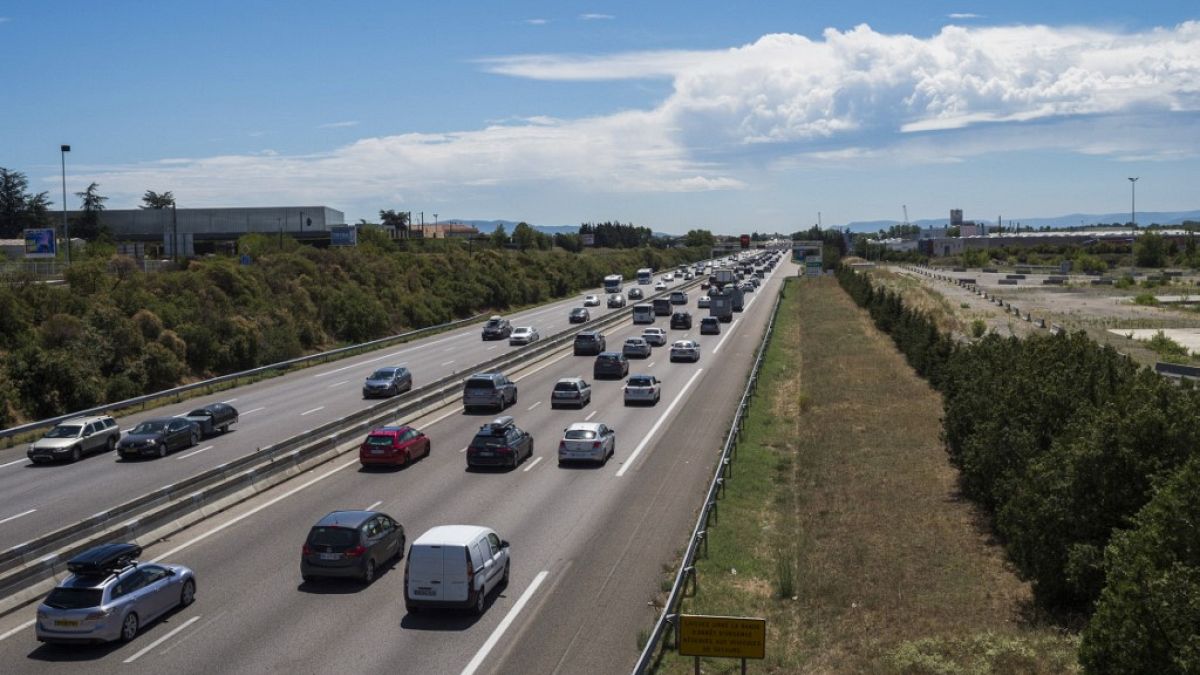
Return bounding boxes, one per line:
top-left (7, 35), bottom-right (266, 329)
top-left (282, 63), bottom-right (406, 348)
top-left (580, 13), bottom-right (614, 21)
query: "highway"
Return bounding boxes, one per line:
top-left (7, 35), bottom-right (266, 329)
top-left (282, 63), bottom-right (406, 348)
top-left (0, 274), bottom-right (685, 550)
top-left (0, 257), bottom-right (794, 674)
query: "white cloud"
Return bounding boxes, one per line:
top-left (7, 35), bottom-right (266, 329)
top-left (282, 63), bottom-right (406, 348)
top-left (523, 18), bottom-right (548, 26)
top-left (481, 50), bottom-right (711, 81)
top-left (580, 13), bottom-right (614, 21)
top-left (947, 13), bottom-right (982, 19)
top-left (318, 120), bottom-right (360, 129)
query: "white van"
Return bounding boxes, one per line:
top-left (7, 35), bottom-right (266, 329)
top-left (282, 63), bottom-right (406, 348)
top-left (632, 303), bottom-right (655, 324)
top-left (405, 525), bottom-right (510, 614)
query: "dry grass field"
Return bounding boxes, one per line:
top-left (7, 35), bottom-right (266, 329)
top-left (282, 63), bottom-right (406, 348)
top-left (656, 276), bottom-right (1078, 674)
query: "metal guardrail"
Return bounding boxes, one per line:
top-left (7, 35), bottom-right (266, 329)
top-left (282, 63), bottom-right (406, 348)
top-left (0, 312), bottom-right (489, 446)
top-left (632, 289), bottom-right (784, 674)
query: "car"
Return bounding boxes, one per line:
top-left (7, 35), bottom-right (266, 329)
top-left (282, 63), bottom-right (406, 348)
top-left (623, 374), bottom-right (662, 405)
top-left (670, 339), bottom-right (701, 363)
top-left (551, 377), bottom-right (592, 409)
top-left (627, 287), bottom-right (644, 300)
top-left (27, 415), bottom-right (120, 464)
top-left (670, 312), bottom-right (693, 330)
top-left (569, 307), bottom-right (590, 323)
top-left (509, 326), bottom-right (540, 346)
top-left (654, 281), bottom-right (667, 291)
top-left (573, 330), bottom-right (607, 356)
top-left (117, 417), bottom-right (199, 459)
top-left (642, 327), bottom-right (668, 346)
top-left (466, 416), bottom-right (533, 469)
top-left (481, 315), bottom-right (512, 340)
top-left (700, 280), bottom-right (711, 290)
top-left (406, 525), bottom-right (509, 615)
top-left (583, 294), bottom-right (601, 307)
top-left (670, 291), bottom-right (688, 305)
top-left (462, 373), bottom-right (517, 413)
top-left (301, 511), bottom-right (405, 584)
top-left (359, 425), bottom-right (430, 467)
top-left (697, 295), bottom-right (711, 309)
top-left (607, 293), bottom-right (626, 308)
top-left (700, 317), bottom-right (721, 334)
top-left (684, 272), bottom-right (694, 280)
top-left (36, 543), bottom-right (196, 645)
top-left (183, 403), bottom-right (239, 436)
top-left (663, 273), bottom-right (674, 282)
top-left (362, 366), bottom-right (413, 399)
top-left (632, 303), bottom-right (655, 324)
top-left (742, 281), bottom-right (755, 293)
top-left (558, 422), bottom-right (616, 465)
top-left (622, 337), bottom-right (652, 359)
top-left (593, 352), bottom-right (630, 379)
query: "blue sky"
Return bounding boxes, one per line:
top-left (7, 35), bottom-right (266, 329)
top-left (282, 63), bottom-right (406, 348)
top-left (3, 1), bottom-right (1198, 232)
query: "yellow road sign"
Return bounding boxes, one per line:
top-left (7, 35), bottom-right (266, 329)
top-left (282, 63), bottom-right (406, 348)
top-left (678, 614), bottom-right (766, 659)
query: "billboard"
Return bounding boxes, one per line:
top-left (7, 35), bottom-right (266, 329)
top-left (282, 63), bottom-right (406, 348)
top-left (581, 233), bottom-right (595, 246)
top-left (24, 228), bottom-right (57, 258)
top-left (330, 225), bottom-right (357, 247)
top-left (739, 234), bottom-right (750, 249)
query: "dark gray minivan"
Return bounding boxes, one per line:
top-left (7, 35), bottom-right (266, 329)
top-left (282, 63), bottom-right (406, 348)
top-left (462, 373), bottom-right (518, 413)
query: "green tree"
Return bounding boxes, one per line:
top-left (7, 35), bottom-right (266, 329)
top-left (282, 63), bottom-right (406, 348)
top-left (73, 182), bottom-right (109, 240)
top-left (684, 229), bottom-right (716, 248)
top-left (379, 209), bottom-right (410, 238)
top-left (490, 224), bottom-right (509, 249)
top-left (0, 167), bottom-right (52, 237)
top-left (511, 222), bottom-right (536, 251)
top-left (139, 190), bottom-right (175, 209)
top-left (1135, 232), bottom-right (1167, 268)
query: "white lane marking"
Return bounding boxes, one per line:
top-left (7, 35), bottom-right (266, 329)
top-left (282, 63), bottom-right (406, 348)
top-left (152, 459), bottom-right (358, 562)
top-left (312, 335), bottom-right (460, 379)
top-left (460, 570), bottom-right (550, 675)
top-left (0, 458), bottom-right (27, 469)
top-left (176, 445), bottom-right (213, 460)
top-left (327, 380), bottom-right (349, 388)
top-left (441, 360), bottom-right (455, 366)
top-left (444, 346), bottom-right (458, 352)
top-left (647, 362), bottom-right (656, 368)
top-left (0, 619), bottom-right (34, 643)
top-left (585, 410), bottom-right (598, 421)
top-left (0, 509), bottom-right (36, 526)
top-left (486, 346), bottom-right (498, 351)
top-left (522, 457), bottom-right (543, 473)
top-left (220, 398), bottom-right (237, 404)
top-left (241, 407), bottom-right (266, 416)
top-left (712, 319), bottom-right (741, 355)
top-left (419, 405), bottom-right (465, 429)
top-left (527, 401), bottom-right (541, 411)
top-left (123, 615), bottom-right (201, 663)
top-left (366, 500), bottom-right (382, 511)
top-left (616, 368), bottom-right (705, 477)
top-left (300, 407), bottom-right (324, 416)
top-left (460, 446), bottom-right (469, 453)
top-left (513, 350), bottom-right (574, 382)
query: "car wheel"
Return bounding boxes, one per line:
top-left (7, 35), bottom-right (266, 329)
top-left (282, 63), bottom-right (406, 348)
top-left (71, 446), bottom-right (81, 463)
top-left (107, 437), bottom-right (117, 452)
top-left (501, 561), bottom-right (510, 588)
top-left (120, 613), bottom-right (139, 642)
top-left (191, 431), bottom-right (199, 447)
top-left (362, 558), bottom-right (376, 584)
top-left (179, 579), bottom-right (196, 607)
top-left (157, 443), bottom-right (168, 458)
top-left (220, 424), bottom-right (229, 434)
top-left (474, 587), bottom-right (487, 615)
top-left (403, 451), bottom-right (411, 467)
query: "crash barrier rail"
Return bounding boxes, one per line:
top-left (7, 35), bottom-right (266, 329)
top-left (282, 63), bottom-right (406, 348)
top-left (0, 312), bottom-right (493, 447)
top-left (0, 277), bottom-right (706, 615)
top-left (632, 289), bottom-right (783, 674)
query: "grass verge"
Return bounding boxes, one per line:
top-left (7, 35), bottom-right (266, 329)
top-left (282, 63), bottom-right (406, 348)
top-left (655, 276), bottom-right (1078, 673)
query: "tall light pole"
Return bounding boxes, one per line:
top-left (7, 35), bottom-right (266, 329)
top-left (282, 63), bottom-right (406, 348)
top-left (60, 144), bottom-right (70, 264)
top-left (433, 213), bottom-right (438, 238)
top-left (1128, 177), bottom-right (1139, 228)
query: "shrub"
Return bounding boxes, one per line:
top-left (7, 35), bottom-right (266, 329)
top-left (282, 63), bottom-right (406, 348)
top-left (970, 319), bottom-right (986, 338)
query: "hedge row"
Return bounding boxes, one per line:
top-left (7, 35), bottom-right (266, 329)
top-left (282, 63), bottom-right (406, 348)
top-left (0, 243), bottom-right (708, 426)
top-left (835, 265), bottom-right (1200, 673)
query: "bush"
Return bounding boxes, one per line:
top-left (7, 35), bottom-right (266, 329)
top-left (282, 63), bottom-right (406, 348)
top-left (970, 319), bottom-right (986, 338)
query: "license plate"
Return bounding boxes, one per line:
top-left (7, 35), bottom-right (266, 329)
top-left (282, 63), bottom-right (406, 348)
top-left (54, 620), bottom-right (80, 627)
top-left (412, 588), bottom-right (435, 596)
top-left (371, 448), bottom-right (385, 455)
top-left (477, 451), bottom-right (494, 457)
top-left (319, 553), bottom-right (340, 561)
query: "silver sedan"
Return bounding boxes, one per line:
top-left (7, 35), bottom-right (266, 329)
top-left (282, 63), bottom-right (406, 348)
top-left (37, 562), bottom-right (196, 644)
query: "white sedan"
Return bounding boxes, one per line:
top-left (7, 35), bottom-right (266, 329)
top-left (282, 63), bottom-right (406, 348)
top-left (509, 326), bottom-right (540, 345)
top-left (623, 374), bottom-right (662, 405)
top-left (583, 294), bottom-right (601, 307)
top-left (642, 327), bottom-right (668, 346)
top-left (654, 281), bottom-right (667, 291)
top-left (697, 295), bottom-right (711, 309)
top-left (670, 339), bottom-right (701, 363)
top-left (558, 422), bottom-right (615, 465)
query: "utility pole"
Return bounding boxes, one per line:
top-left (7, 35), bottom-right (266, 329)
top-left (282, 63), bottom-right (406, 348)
top-left (172, 202), bottom-right (179, 264)
top-left (817, 211), bottom-right (822, 228)
top-left (60, 145), bottom-right (71, 264)
top-left (902, 204), bottom-right (909, 226)
top-left (1128, 177), bottom-right (1139, 229)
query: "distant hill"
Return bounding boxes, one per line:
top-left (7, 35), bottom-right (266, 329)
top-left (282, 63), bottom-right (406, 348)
top-left (843, 210), bottom-right (1200, 233)
top-left (447, 219), bottom-right (673, 238)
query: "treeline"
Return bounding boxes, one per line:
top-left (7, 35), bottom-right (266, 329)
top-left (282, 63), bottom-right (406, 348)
top-left (836, 266), bottom-right (1200, 673)
top-left (578, 221), bottom-right (655, 248)
top-left (0, 241), bottom-right (708, 426)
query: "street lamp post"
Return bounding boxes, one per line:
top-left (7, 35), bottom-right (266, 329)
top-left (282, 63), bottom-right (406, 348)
top-left (60, 145), bottom-right (70, 264)
top-left (1128, 177), bottom-right (1139, 228)
top-left (433, 213), bottom-right (438, 239)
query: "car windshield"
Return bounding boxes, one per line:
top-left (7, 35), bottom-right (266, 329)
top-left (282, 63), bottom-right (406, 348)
top-left (485, 319), bottom-right (502, 327)
top-left (565, 429), bottom-right (597, 440)
top-left (554, 382), bottom-right (578, 391)
top-left (465, 378), bottom-right (496, 390)
top-left (45, 425), bottom-right (83, 439)
top-left (572, 309), bottom-right (585, 314)
top-left (625, 339), bottom-right (643, 345)
top-left (186, 407), bottom-right (211, 417)
top-left (365, 435), bottom-right (394, 447)
top-left (307, 526), bottom-right (358, 549)
top-left (44, 587), bottom-right (104, 610)
top-left (472, 434), bottom-right (509, 448)
top-left (628, 377), bottom-right (653, 387)
top-left (131, 421), bottom-right (167, 434)
top-left (598, 354), bottom-right (618, 362)
top-left (369, 369), bottom-right (395, 380)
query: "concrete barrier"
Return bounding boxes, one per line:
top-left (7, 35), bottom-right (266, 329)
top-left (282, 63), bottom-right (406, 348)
top-left (1035, 318), bottom-right (1046, 328)
top-left (1006, 274), bottom-right (1026, 280)
top-left (1042, 278), bottom-right (1065, 285)
top-left (1092, 278), bottom-right (1114, 285)
top-left (1050, 323), bottom-right (1064, 334)
top-left (999, 278), bottom-right (1018, 285)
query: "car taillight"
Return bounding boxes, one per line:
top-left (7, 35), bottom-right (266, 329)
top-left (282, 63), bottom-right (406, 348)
top-left (499, 447), bottom-right (513, 454)
top-left (345, 545), bottom-right (367, 558)
top-left (302, 544), bottom-right (313, 556)
top-left (83, 609), bottom-right (111, 620)
top-left (559, 441), bottom-right (566, 450)
top-left (593, 441), bottom-right (602, 449)
top-left (465, 550), bottom-right (476, 585)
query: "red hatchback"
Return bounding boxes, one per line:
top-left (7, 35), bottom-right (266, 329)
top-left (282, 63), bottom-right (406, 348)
top-left (360, 426), bottom-right (430, 467)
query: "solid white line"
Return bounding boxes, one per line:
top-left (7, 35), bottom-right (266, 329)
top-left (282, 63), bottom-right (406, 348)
top-left (176, 445), bottom-right (213, 460)
top-left (300, 407), bottom-right (324, 416)
top-left (152, 459), bottom-right (358, 562)
top-left (460, 570), bottom-right (550, 675)
top-left (327, 380), bottom-right (349, 388)
top-left (527, 401), bottom-right (541, 411)
top-left (647, 362), bottom-right (656, 369)
top-left (444, 346), bottom-right (457, 352)
top-left (241, 407), bottom-right (266, 416)
top-left (487, 346), bottom-right (498, 351)
top-left (522, 456), bottom-right (543, 473)
top-left (312, 335), bottom-right (458, 379)
top-left (0, 509), bottom-right (36, 526)
top-left (712, 319), bottom-right (741, 355)
top-left (122, 615), bottom-right (201, 663)
top-left (460, 446), bottom-right (469, 453)
top-left (366, 500), bottom-right (382, 511)
top-left (616, 368), bottom-right (705, 477)
top-left (441, 360), bottom-right (455, 366)
top-left (0, 619), bottom-right (34, 643)
top-left (0, 458), bottom-right (27, 469)
top-left (220, 398), bottom-right (237, 404)
top-left (585, 410), bottom-right (598, 421)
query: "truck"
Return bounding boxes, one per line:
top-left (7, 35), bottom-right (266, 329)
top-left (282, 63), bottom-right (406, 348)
top-left (652, 297), bottom-right (672, 316)
top-left (603, 274), bottom-right (623, 293)
top-left (708, 289), bottom-right (734, 322)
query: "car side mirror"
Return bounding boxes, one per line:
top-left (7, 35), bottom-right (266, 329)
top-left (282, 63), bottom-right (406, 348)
top-left (166, 568), bottom-right (177, 577)
top-left (501, 540), bottom-right (510, 548)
